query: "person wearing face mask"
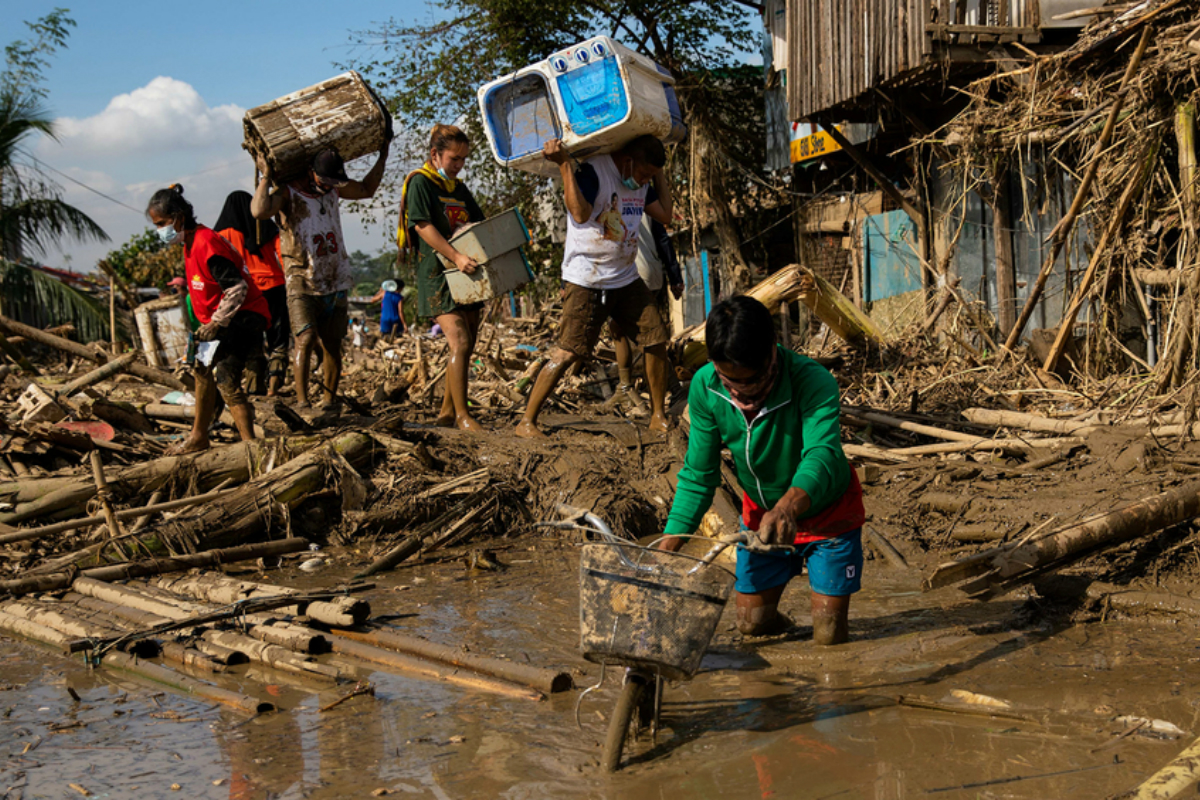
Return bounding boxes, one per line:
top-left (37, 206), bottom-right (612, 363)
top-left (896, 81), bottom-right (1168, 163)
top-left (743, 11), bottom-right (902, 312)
top-left (396, 124), bottom-right (486, 432)
top-left (655, 296), bottom-right (865, 646)
top-left (251, 136), bottom-right (391, 410)
top-left (146, 184), bottom-right (271, 454)
top-left (515, 135), bottom-right (674, 439)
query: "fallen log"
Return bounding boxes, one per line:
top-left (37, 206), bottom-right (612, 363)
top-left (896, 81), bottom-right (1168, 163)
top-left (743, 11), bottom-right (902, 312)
top-left (159, 641), bottom-right (224, 673)
top-left (100, 650), bottom-right (272, 714)
top-left (843, 407), bottom-right (982, 443)
top-left (889, 435), bottom-right (1084, 457)
top-left (327, 626), bottom-right (572, 694)
top-left (0, 434), bottom-right (328, 525)
top-left (0, 484), bottom-right (240, 546)
top-left (328, 635), bottom-right (545, 701)
top-left (926, 481), bottom-right (1200, 599)
top-left (960, 408), bottom-right (1094, 435)
top-left (0, 538), bottom-right (309, 598)
top-left (1127, 732), bottom-right (1200, 799)
top-left (153, 573), bottom-right (369, 627)
top-left (57, 352), bottom-right (140, 398)
top-left (72, 578), bottom-right (327, 655)
top-left (143, 431), bottom-right (375, 552)
top-left (0, 312), bottom-right (186, 391)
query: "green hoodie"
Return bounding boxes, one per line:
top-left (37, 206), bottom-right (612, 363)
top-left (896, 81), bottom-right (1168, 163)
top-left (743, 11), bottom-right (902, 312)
top-left (665, 345), bottom-right (854, 536)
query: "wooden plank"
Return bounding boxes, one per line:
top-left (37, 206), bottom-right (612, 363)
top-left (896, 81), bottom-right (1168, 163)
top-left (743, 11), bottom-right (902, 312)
top-left (815, 118), bottom-right (923, 224)
top-left (926, 24), bottom-right (1039, 35)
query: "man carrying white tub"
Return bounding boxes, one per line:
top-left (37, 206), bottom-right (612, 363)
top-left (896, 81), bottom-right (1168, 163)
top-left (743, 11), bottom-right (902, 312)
top-left (515, 135), bottom-right (674, 438)
top-left (251, 139), bottom-right (390, 410)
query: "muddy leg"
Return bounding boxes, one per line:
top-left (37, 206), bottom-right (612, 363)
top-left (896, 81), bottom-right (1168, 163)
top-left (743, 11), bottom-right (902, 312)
top-left (515, 347), bottom-right (578, 438)
top-left (169, 366), bottom-right (215, 455)
top-left (293, 331), bottom-right (317, 408)
top-left (810, 593), bottom-right (850, 646)
top-left (643, 342), bottom-right (670, 433)
top-left (228, 402), bottom-right (256, 442)
top-left (434, 310), bottom-right (484, 432)
top-left (734, 585), bottom-right (788, 636)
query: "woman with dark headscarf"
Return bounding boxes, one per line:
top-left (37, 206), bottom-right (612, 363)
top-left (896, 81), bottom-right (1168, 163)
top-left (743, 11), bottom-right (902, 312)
top-left (216, 190), bottom-right (289, 396)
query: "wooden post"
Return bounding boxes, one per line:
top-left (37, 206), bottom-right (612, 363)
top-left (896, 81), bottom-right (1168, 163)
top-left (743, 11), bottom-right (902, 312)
top-left (109, 274), bottom-right (118, 354)
top-left (992, 164), bottom-right (1018, 338)
top-left (815, 117), bottom-right (922, 224)
top-left (89, 451), bottom-right (127, 560)
top-left (1043, 143), bottom-right (1156, 373)
top-left (1001, 26), bottom-right (1151, 355)
top-left (779, 301), bottom-right (790, 349)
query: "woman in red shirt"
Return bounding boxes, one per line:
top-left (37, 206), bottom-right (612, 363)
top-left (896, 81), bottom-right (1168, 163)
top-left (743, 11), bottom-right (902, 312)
top-left (146, 185), bottom-right (271, 453)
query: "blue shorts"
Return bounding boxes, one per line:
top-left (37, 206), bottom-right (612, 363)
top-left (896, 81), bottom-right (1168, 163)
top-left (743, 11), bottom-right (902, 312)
top-left (734, 528), bottom-right (863, 597)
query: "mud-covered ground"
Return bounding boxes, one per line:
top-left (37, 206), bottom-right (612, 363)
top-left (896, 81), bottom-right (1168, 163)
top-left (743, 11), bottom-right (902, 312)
top-left (4, 400), bottom-right (1200, 798)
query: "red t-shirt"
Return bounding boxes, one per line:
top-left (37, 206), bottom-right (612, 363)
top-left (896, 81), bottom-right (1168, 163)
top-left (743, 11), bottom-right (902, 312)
top-left (216, 227), bottom-right (285, 292)
top-left (741, 470), bottom-right (866, 545)
top-left (185, 227), bottom-right (271, 325)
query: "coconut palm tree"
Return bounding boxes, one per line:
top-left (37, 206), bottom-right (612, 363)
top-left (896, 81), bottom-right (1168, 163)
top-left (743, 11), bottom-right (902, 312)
top-left (0, 86), bottom-right (108, 261)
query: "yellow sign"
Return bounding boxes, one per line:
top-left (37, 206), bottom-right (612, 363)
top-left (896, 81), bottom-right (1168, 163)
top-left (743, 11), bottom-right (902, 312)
top-left (790, 127), bottom-right (843, 163)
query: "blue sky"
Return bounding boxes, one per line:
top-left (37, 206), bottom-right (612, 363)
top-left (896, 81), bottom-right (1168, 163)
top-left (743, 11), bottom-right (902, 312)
top-left (13, 0), bottom-right (445, 273)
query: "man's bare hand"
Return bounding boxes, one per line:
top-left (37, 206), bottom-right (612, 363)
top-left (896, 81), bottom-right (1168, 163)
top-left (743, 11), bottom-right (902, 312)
top-left (255, 154), bottom-right (272, 180)
top-left (543, 139), bottom-right (569, 165)
top-left (757, 505), bottom-right (798, 547)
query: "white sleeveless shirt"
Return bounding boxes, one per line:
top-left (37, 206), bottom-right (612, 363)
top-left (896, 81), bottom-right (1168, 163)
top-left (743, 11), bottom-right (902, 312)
top-left (278, 185), bottom-right (353, 296)
top-left (562, 155), bottom-right (649, 290)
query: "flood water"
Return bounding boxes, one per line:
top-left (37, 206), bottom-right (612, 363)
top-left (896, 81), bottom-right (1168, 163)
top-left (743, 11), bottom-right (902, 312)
top-left (2, 546), bottom-right (1196, 799)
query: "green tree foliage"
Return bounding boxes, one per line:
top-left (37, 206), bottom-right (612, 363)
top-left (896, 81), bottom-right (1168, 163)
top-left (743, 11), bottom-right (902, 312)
top-left (0, 258), bottom-right (109, 342)
top-left (343, 0), bottom-right (773, 292)
top-left (0, 9), bottom-right (107, 261)
top-left (104, 229), bottom-right (182, 288)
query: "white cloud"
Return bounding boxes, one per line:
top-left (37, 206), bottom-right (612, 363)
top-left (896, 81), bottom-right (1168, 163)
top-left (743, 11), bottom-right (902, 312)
top-left (40, 77), bottom-right (393, 277)
top-left (45, 76), bottom-right (243, 158)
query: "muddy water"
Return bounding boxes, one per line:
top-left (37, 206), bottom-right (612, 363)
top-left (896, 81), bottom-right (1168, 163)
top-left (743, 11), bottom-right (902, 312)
top-left (3, 549), bottom-right (1197, 799)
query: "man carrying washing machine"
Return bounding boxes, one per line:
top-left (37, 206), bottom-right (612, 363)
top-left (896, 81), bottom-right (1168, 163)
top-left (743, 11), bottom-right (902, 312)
top-left (515, 134), bottom-right (674, 439)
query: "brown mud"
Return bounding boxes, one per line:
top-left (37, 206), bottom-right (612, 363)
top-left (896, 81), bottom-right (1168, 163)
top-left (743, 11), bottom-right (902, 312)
top-left (3, 405), bottom-right (1200, 799)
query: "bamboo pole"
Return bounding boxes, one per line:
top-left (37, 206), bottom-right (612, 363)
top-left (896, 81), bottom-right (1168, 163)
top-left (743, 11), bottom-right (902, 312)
top-left (944, 480), bottom-right (1200, 599)
top-left (88, 451), bottom-right (126, 560)
top-left (100, 650), bottom-right (273, 714)
top-left (0, 486), bottom-right (233, 546)
top-left (1128, 733), bottom-right (1200, 798)
top-left (327, 635), bottom-right (545, 701)
top-left (0, 312), bottom-right (185, 390)
top-left (1043, 142), bottom-right (1157, 372)
top-left (842, 406), bottom-right (983, 443)
top-left (57, 352), bottom-right (139, 398)
top-left (153, 573), bottom-right (369, 627)
top-left (328, 627), bottom-right (573, 694)
top-left (0, 538), bottom-right (310, 597)
top-left (889, 435), bottom-right (1083, 456)
top-left (960, 408), bottom-right (1094, 435)
top-left (1001, 26), bottom-right (1152, 355)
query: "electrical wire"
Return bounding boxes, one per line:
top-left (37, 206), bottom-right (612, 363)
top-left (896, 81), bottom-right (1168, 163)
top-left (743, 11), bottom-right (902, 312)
top-left (27, 155), bottom-right (144, 215)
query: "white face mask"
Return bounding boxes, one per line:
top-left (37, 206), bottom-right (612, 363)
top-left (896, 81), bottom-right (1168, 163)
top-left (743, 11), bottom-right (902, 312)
top-left (156, 223), bottom-right (183, 245)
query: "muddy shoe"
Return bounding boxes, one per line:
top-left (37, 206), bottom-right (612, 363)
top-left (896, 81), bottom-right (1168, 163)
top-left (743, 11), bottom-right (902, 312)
top-left (620, 384), bottom-right (649, 418)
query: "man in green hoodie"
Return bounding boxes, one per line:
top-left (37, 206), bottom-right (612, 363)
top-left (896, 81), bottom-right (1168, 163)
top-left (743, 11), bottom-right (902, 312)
top-left (658, 296), bottom-right (865, 644)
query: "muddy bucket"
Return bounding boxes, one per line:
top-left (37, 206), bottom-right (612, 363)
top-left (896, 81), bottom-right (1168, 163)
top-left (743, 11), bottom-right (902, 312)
top-left (579, 543), bottom-right (734, 681)
top-left (243, 71), bottom-right (392, 184)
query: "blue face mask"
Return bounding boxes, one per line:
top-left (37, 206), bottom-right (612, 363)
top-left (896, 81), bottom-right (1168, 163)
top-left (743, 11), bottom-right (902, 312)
top-left (621, 176), bottom-right (641, 190)
top-left (156, 224), bottom-right (180, 245)
top-left (437, 167), bottom-right (450, 180)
